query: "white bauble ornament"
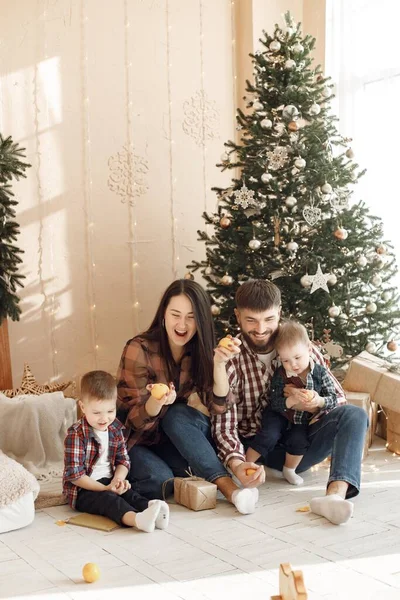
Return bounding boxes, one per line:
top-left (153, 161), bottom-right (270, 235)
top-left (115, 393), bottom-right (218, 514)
top-left (327, 274), bottom-right (337, 286)
top-left (253, 101), bottom-right (263, 111)
top-left (220, 152), bottom-right (229, 162)
top-left (387, 340), bottom-right (398, 352)
top-left (221, 274), bottom-right (233, 286)
top-left (294, 157), bottom-right (306, 169)
top-left (371, 274), bottom-right (382, 287)
top-left (285, 195), bottom-right (297, 207)
top-left (211, 304), bottom-right (220, 316)
top-left (366, 302), bottom-right (377, 314)
top-left (339, 313), bottom-right (348, 323)
top-left (292, 42), bottom-right (304, 54)
top-left (365, 341), bottom-right (377, 353)
top-left (309, 103), bottom-right (321, 116)
top-left (334, 228), bottom-right (348, 240)
top-left (205, 266), bottom-right (212, 275)
top-left (274, 123), bottom-right (286, 136)
top-left (300, 274), bottom-right (312, 288)
top-left (261, 172), bottom-right (272, 183)
top-left (376, 244), bottom-right (387, 255)
top-left (184, 272), bottom-right (194, 280)
top-left (282, 105), bottom-right (299, 120)
top-left (260, 118), bottom-right (273, 129)
top-left (321, 182), bottom-right (332, 194)
top-left (346, 148), bottom-right (355, 159)
top-left (269, 40), bottom-right (281, 51)
top-left (328, 305), bottom-right (341, 318)
top-left (287, 241), bottom-right (299, 252)
top-left (285, 59), bottom-right (296, 69)
top-left (321, 86), bottom-right (331, 97)
top-left (248, 239), bottom-right (261, 250)
top-left (357, 255), bottom-right (368, 267)
top-left (382, 291), bottom-right (391, 301)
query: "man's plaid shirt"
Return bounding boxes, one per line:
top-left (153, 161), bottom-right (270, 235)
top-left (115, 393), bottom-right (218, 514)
top-left (63, 417), bottom-right (130, 508)
top-left (211, 336), bottom-right (346, 466)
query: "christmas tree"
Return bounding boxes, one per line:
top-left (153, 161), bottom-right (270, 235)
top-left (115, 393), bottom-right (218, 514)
top-left (187, 13), bottom-right (400, 364)
top-left (0, 134), bottom-right (30, 323)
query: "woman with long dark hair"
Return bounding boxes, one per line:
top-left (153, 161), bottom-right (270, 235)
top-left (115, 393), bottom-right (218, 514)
top-left (116, 279), bottom-right (258, 514)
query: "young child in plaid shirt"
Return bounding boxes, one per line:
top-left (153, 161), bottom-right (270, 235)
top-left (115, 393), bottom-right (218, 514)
top-left (246, 320), bottom-right (339, 486)
top-left (63, 370), bottom-right (169, 532)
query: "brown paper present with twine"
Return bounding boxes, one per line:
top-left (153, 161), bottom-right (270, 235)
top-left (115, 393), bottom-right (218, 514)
top-left (174, 476), bottom-right (217, 511)
top-left (344, 390), bottom-right (377, 459)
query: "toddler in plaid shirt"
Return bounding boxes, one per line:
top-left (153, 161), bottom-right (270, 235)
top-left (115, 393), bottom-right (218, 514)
top-left (63, 370), bottom-right (169, 532)
top-left (246, 321), bottom-right (339, 485)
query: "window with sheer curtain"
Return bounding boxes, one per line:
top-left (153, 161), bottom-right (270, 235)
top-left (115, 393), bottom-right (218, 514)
top-left (326, 0), bottom-right (400, 286)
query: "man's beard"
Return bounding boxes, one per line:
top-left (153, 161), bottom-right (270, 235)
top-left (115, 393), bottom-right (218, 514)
top-left (241, 328), bottom-right (278, 354)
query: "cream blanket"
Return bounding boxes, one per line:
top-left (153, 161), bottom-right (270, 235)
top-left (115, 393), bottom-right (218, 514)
top-left (0, 451), bottom-right (39, 508)
top-left (0, 392), bottom-right (76, 481)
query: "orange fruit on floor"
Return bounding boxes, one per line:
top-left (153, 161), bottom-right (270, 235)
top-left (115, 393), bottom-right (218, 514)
top-left (82, 562), bottom-right (100, 583)
top-left (246, 468), bottom-right (257, 476)
top-left (151, 383), bottom-right (169, 400)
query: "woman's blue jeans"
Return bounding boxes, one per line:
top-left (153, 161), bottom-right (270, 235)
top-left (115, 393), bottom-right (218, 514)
top-left (128, 403), bottom-right (229, 499)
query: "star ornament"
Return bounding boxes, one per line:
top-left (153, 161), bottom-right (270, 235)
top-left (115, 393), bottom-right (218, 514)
top-left (310, 264), bottom-right (330, 294)
top-left (0, 363), bottom-right (74, 398)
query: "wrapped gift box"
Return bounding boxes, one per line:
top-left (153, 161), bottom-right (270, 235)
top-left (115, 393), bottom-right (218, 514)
top-left (343, 352), bottom-right (400, 412)
top-left (386, 409), bottom-right (400, 455)
top-left (344, 390), bottom-right (377, 459)
top-left (174, 476), bottom-right (217, 511)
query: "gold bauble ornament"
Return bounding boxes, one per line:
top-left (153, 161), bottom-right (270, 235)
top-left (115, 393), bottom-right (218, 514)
top-left (220, 216), bottom-right (231, 229)
top-left (376, 244), bottom-right (386, 255)
top-left (211, 304), bottom-right (221, 316)
top-left (184, 272), bottom-right (194, 280)
top-left (334, 228), bottom-right (348, 240)
top-left (387, 341), bottom-right (398, 352)
top-left (221, 274), bottom-right (233, 286)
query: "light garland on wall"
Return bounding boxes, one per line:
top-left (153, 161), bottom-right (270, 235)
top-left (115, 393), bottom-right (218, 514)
top-left (34, 5), bottom-right (59, 376)
top-left (124, 0), bottom-right (140, 331)
top-left (81, 1), bottom-right (99, 365)
top-left (199, 0), bottom-right (208, 223)
top-left (165, 0), bottom-right (179, 280)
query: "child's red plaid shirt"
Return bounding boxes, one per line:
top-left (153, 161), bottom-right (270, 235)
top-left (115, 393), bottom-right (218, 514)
top-left (63, 417), bottom-right (130, 508)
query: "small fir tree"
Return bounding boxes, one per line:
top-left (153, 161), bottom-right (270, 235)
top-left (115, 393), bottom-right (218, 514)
top-left (0, 134), bottom-right (30, 322)
top-left (187, 13), bottom-right (400, 364)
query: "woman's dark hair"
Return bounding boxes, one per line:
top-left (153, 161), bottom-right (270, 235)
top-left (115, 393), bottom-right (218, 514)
top-left (142, 279), bottom-right (215, 393)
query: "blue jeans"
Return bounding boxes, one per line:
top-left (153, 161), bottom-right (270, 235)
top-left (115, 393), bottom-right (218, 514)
top-left (244, 404), bottom-right (368, 499)
top-left (251, 407), bottom-right (310, 457)
top-left (128, 403), bottom-right (229, 499)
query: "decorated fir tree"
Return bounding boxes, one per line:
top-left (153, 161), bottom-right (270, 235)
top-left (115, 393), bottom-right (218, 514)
top-left (187, 13), bottom-right (400, 364)
top-left (0, 134), bottom-right (30, 322)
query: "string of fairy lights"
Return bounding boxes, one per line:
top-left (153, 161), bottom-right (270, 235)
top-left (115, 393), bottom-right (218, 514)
top-left (81, 0), bottom-right (99, 366)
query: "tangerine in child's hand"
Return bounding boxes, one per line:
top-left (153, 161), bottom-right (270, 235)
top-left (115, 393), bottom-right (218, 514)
top-left (246, 468), bottom-right (257, 476)
top-left (82, 562), bottom-right (100, 583)
top-left (151, 383), bottom-right (170, 400)
top-left (218, 337), bottom-right (234, 349)
top-left (304, 390), bottom-right (314, 401)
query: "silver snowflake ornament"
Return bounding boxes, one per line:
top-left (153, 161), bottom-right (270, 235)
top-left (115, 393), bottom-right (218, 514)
top-left (266, 146), bottom-right (290, 170)
top-left (233, 183), bottom-right (256, 209)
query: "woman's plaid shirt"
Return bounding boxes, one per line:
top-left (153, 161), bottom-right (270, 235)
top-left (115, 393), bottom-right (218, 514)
top-left (211, 336), bottom-right (346, 466)
top-left (63, 417), bottom-right (130, 508)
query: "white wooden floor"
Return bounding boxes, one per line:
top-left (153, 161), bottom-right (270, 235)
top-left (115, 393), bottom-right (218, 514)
top-left (1, 438), bottom-right (400, 600)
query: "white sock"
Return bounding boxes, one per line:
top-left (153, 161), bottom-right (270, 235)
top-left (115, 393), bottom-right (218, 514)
top-left (134, 502), bottom-right (160, 533)
top-left (264, 466), bottom-right (284, 479)
top-left (149, 500), bottom-right (170, 530)
top-left (231, 487), bottom-right (259, 515)
top-left (310, 493), bottom-right (354, 525)
top-left (283, 466), bottom-right (304, 486)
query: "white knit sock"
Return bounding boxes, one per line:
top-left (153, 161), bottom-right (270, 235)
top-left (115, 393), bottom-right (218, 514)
top-left (283, 466), bottom-right (304, 486)
top-left (232, 487), bottom-right (259, 515)
top-left (310, 494), bottom-right (354, 525)
top-left (134, 502), bottom-right (160, 533)
top-left (149, 500), bottom-right (170, 530)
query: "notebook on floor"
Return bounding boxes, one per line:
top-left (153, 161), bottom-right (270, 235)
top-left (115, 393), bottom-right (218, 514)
top-left (67, 513), bottom-right (120, 532)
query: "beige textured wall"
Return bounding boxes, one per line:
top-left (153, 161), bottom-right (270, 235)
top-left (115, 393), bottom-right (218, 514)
top-left (1, 0), bottom-right (325, 388)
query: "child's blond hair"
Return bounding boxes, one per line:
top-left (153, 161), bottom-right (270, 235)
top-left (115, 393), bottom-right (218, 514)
top-left (275, 320), bottom-right (310, 352)
top-left (80, 370), bottom-right (117, 402)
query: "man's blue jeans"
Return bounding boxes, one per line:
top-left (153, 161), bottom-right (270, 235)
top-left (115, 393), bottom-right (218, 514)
top-left (128, 403), bottom-right (229, 499)
top-left (244, 404), bottom-right (368, 499)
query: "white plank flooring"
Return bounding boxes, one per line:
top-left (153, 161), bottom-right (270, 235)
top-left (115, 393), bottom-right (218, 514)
top-left (1, 437), bottom-right (400, 599)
